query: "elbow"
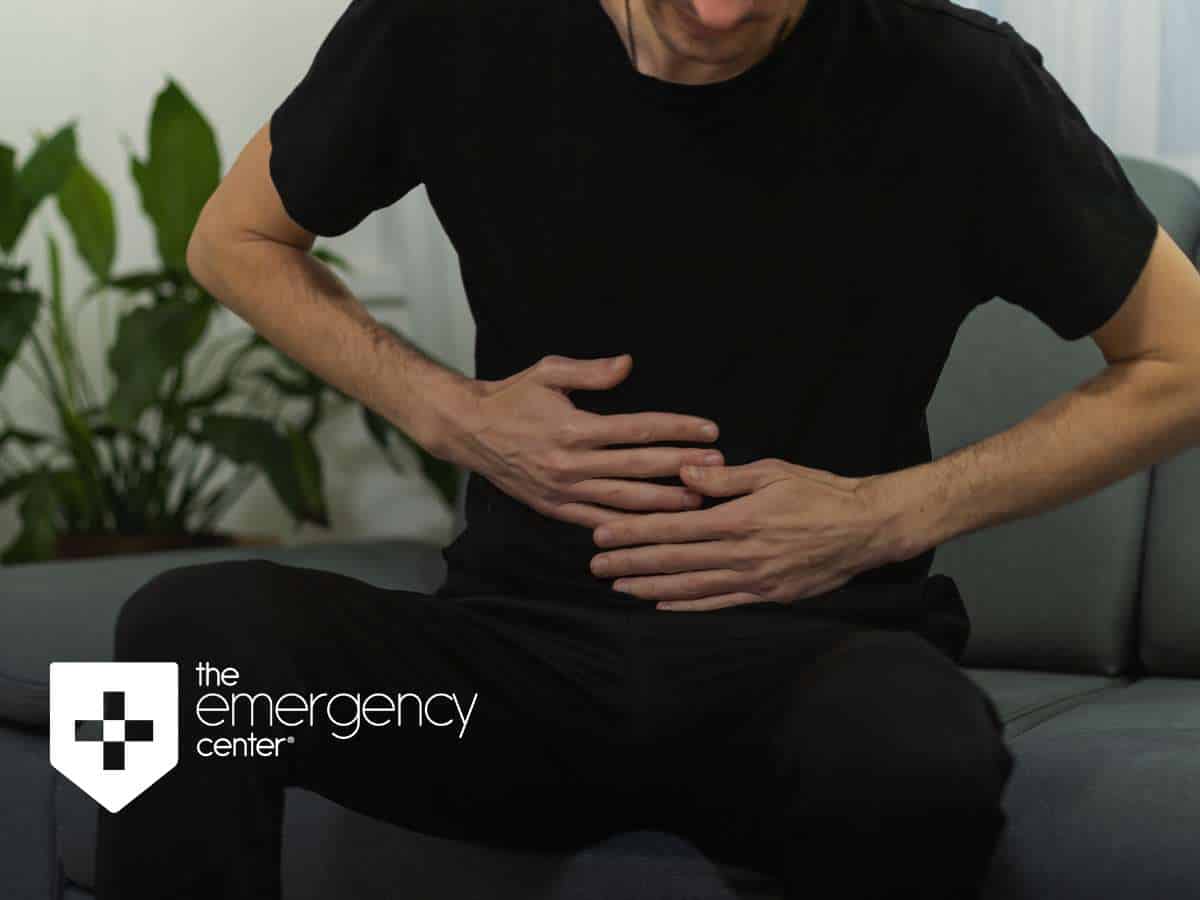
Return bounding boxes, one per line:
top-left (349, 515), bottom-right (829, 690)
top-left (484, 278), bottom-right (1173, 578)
top-left (185, 225), bottom-right (215, 290)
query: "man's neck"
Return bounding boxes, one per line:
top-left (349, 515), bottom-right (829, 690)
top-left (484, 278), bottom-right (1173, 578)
top-left (601, 0), bottom-right (810, 86)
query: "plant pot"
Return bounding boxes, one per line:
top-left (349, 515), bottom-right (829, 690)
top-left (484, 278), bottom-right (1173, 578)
top-left (53, 531), bottom-right (280, 561)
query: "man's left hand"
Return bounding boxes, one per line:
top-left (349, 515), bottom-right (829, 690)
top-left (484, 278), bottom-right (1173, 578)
top-left (589, 458), bottom-right (895, 611)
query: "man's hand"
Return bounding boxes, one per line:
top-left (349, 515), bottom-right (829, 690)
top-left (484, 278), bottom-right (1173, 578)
top-left (437, 353), bottom-right (728, 529)
top-left (588, 458), bottom-right (898, 611)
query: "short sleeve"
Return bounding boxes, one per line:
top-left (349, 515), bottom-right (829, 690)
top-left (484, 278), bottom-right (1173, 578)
top-left (969, 24), bottom-right (1159, 341)
top-left (268, 0), bottom-right (433, 237)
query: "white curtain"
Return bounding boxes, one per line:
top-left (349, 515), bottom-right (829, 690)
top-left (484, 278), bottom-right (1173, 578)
top-left (958, 0), bottom-right (1199, 182)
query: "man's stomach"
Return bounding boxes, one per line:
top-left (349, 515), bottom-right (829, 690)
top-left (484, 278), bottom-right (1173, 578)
top-left (438, 472), bottom-right (634, 606)
top-left (437, 470), bottom-right (938, 609)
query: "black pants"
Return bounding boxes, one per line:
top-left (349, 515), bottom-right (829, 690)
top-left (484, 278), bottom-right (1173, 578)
top-left (94, 558), bottom-right (1014, 899)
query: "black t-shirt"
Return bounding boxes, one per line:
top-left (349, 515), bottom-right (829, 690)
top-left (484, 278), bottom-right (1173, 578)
top-left (269, 0), bottom-right (1158, 605)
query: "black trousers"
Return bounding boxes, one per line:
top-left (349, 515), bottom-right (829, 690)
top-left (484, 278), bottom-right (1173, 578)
top-left (94, 558), bottom-right (1014, 899)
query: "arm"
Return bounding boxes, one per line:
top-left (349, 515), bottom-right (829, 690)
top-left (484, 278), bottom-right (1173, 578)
top-left (187, 122), bottom-right (725, 528)
top-left (864, 225), bottom-right (1200, 569)
top-left (186, 122), bottom-right (476, 458)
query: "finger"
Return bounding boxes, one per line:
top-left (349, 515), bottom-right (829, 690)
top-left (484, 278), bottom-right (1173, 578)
top-left (569, 479), bottom-right (707, 512)
top-left (610, 568), bottom-right (748, 602)
top-left (593, 505), bottom-right (740, 548)
top-left (532, 354), bottom-right (632, 391)
top-left (680, 462), bottom-right (780, 497)
top-left (560, 446), bottom-right (726, 479)
top-left (590, 540), bottom-right (736, 578)
top-left (532, 498), bottom-right (651, 530)
top-left (656, 593), bottom-right (770, 612)
top-left (571, 412), bottom-right (720, 448)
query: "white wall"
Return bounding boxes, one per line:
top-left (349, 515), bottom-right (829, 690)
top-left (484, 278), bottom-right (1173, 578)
top-left (2, 0), bottom-right (1196, 552)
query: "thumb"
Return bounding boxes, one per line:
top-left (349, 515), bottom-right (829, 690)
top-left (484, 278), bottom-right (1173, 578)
top-left (680, 462), bottom-right (770, 497)
top-left (534, 353), bottom-right (632, 391)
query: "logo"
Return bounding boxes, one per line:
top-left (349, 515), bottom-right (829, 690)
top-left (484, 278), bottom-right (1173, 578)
top-left (50, 663), bottom-right (178, 813)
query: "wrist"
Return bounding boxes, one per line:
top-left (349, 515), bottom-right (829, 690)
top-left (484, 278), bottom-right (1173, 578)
top-left (409, 372), bottom-right (487, 462)
top-left (856, 468), bottom-right (945, 570)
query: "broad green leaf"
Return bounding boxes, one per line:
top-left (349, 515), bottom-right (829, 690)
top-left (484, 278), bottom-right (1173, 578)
top-left (194, 411), bottom-right (277, 464)
top-left (47, 466), bottom-right (92, 532)
top-left (195, 413), bottom-right (328, 526)
top-left (0, 426), bottom-right (56, 451)
top-left (56, 160), bottom-right (117, 282)
top-left (83, 269), bottom-right (183, 299)
top-left (0, 466), bottom-right (58, 564)
top-left (107, 299), bottom-right (212, 427)
top-left (0, 144), bottom-right (34, 254)
top-left (0, 286), bottom-right (40, 385)
top-left (284, 423), bottom-right (327, 526)
top-left (17, 123), bottom-right (78, 208)
top-left (163, 377), bottom-right (233, 430)
top-left (0, 470), bottom-right (34, 504)
top-left (361, 404), bottom-right (412, 473)
top-left (360, 403), bottom-right (459, 510)
top-left (0, 260), bottom-right (31, 285)
top-left (247, 366), bottom-right (320, 397)
top-left (422, 454), bottom-right (461, 511)
top-left (129, 79), bottom-right (220, 272)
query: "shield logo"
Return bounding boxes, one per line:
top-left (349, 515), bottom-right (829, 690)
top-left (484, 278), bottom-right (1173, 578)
top-left (50, 662), bottom-right (179, 813)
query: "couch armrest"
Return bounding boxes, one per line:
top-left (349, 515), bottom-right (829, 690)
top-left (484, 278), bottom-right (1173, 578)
top-left (0, 539), bottom-right (447, 727)
top-left (0, 723), bottom-right (59, 899)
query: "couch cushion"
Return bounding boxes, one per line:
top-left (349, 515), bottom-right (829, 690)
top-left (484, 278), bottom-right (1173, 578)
top-left (981, 678), bottom-right (1200, 900)
top-left (1136, 162), bottom-right (1200, 677)
top-left (56, 779), bottom-right (783, 899)
top-left (926, 155), bottom-right (1200, 676)
top-left (1117, 156), bottom-right (1200, 261)
top-left (963, 668), bottom-right (1131, 738)
top-left (0, 539), bottom-right (447, 727)
top-left (928, 300), bottom-right (1149, 674)
top-left (0, 726), bottom-right (60, 900)
top-left (1142, 443), bottom-right (1200, 677)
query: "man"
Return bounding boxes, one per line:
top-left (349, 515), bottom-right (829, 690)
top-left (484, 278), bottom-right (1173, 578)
top-left (97, 1), bottom-right (1200, 898)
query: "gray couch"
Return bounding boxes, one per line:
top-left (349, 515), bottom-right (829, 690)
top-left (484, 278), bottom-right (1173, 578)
top-left (3, 154), bottom-right (1199, 900)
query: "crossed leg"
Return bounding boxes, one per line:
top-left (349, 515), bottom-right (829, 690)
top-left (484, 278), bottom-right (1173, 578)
top-left (633, 609), bottom-right (1015, 900)
top-left (94, 559), bottom-right (655, 899)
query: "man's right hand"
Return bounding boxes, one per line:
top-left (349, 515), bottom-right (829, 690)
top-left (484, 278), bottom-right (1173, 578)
top-left (433, 353), bottom-right (725, 529)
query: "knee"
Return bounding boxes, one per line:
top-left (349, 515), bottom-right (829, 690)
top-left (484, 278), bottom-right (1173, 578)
top-left (113, 559), bottom-right (284, 663)
top-left (784, 630), bottom-right (1014, 813)
top-left (860, 632), bottom-right (1015, 812)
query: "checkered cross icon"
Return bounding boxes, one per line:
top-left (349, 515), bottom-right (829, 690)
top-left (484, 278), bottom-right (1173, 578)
top-left (74, 690), bottom-right (155, 771)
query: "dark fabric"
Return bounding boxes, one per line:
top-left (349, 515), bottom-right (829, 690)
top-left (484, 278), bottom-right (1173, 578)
top-left (94, 558), bottom-right (1012, 899)
top-left (983, 679), bottom-right (1200, 900)
top-left (547, 831), bottom-right (740, 899)
top-left (267, 0), bottom-right (1158, 609)
top-left (0, 725), bottom-right (60, 900)
top-left (0, 538), bottom-right (446, 726)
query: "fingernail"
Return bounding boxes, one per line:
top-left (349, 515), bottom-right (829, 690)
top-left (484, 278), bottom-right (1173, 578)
top-left (701, 423), bottom-right (718, 438)
top-left (703, 453), bottom-right (722, 464)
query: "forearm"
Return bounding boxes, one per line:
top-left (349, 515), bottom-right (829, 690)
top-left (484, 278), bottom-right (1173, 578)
top-left (187, 232), bottom-right (476, 456)
top-left (864, 355), bottom-right (1200, 567)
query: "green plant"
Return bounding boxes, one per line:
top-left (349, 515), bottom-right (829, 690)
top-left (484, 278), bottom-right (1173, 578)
top-left (0, 78), bottom-right (459, 564)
